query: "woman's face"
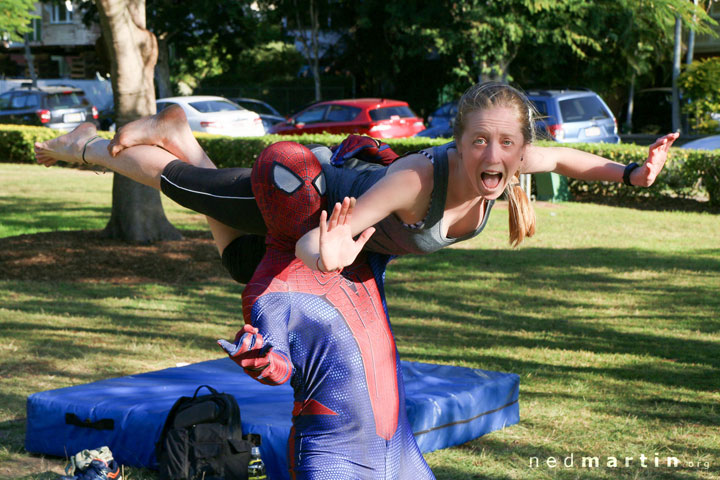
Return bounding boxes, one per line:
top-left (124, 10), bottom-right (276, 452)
top-left (457, 105), bottom-right (526, 200)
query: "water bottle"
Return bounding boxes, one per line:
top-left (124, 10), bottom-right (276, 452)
top-left (248, 446), bottom-right (266, 480)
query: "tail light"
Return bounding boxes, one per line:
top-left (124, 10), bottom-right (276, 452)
top-left (91, 106), bottom-right (99, 120)
top-left (546, 124), bottom-right (565, 141)
top-left (200, 121), bottom-right (220, 128)
top-left (36, 109), bottom-right (51, 124)
top-left (613, 117), bottom-right (618, 135)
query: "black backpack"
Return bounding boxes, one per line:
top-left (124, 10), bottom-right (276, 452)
top-left (156, 385), bottom-right (258, 480)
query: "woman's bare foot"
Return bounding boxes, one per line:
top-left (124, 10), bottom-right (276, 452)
top-left (35, 123), bottom-right (100, 167)
top-left (108, 105), bottom-right (211, 166)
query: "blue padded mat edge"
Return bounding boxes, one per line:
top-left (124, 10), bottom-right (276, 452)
top-left (26, 358), bottom-right (519, 480)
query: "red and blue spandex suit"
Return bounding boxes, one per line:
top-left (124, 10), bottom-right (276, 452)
top-left (218, 142), bottom-right (435, 479)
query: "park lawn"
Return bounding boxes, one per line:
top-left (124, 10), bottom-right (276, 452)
top-left (1, 163), bottom-right (719, 479)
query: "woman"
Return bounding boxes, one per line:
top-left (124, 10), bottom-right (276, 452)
top-left (35, 82), bottom-right (677, 274)
top-left (295, 82), bottom-right (678, 272)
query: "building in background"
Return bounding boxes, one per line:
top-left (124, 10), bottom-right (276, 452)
top-left (1, 1), bottom-right (104, 80)
top-left (693, 1), bottom-right (720, 59)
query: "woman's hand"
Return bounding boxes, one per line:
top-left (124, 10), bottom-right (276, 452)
top-left (630, 132), bottom-right (680, 187)
top-left (318, 197), bottom-right (375, 272)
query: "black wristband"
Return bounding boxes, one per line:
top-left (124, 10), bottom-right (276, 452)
top-left (623, 162), bottom-right (640, 186)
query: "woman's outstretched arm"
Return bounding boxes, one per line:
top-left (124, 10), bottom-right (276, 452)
top-left (295, 155), bottom-right (429, 271)
top-left (522, 132), bottom-right (679, 187)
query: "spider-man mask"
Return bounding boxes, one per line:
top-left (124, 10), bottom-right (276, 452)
top-left (251, 141), bottom-right (327, 251)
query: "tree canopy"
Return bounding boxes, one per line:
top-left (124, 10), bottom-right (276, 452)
top-left (0, 0), bottom-right (37, 42)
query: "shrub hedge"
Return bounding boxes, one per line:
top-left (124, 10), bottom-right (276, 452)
top-left (2, 124), bottom-right (717, 207)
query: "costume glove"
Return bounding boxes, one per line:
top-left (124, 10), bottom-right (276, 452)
top-left (218, 324), bottom-right (292, 385)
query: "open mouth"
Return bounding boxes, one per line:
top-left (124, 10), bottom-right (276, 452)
top-left (481, 171), bottom-right (503, 190)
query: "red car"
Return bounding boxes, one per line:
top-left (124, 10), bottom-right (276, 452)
top-left (268, 98), bottom-right (426, 138)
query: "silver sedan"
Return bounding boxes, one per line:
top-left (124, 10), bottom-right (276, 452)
top-left (156, 95), bottom-right (266, 137)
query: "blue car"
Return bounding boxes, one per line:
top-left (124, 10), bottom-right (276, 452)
top-left (415, 101), bottom-right (457, 138)
top-left (527, 89), bottom-right (620, 144)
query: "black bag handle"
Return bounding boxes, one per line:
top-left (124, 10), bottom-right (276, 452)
top-left (193, 385), bottom-right (219, 398)
top-left (65, 413), bottom-right (114, 430)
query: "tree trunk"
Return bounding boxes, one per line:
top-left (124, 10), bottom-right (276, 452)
top-left (310, 0), bottom-right (321, 101)
top-left (23, 34), bottom-right (37, 87)
top-left (294, 0), bottom-right (322, 101)
top-left (104, 174), bottom-right (181, 242)
top-left (155, 34), bottom-right (173, 99)
top-left (686, 0), bottom-right (698, 65)
top-left (625, 73), bottom-right (635, 133)
top-left (671, 16), bottom-right (682, 133)
top-left (95, 0), bottom-right (181, 243)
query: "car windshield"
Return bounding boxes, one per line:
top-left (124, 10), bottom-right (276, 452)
top-left (530, 100), bottom-right (548, 117)
top-left (559, 96), bottom-right (610, 122)
top-left (188, 100), bottom-right (243, 113)
top-left (326, 105), bottom-right (361, 122)
top-left (295, 106), bottom-right (327, 124)
top-left (237, 101), bottom-right (275, 116)
top-left (0, 94), bottom-right (12, 109)
top-left (47, 92), bottom-right (86, 108)
top-left (370, 106), bottom-right (416, 121)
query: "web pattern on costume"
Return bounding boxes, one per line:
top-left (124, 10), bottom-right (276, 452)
top-left (238, 141), bottom-right (435, 480)
top-left (251, 141), bottom-right (326, 250)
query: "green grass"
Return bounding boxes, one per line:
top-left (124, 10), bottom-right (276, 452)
top-left (1, 163), bottom-right (719, 479)
top-left (0, 164), bottom-right (206, 238)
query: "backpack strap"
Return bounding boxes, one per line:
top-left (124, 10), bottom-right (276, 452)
top-left (193, 385), bottom-right (219, 398)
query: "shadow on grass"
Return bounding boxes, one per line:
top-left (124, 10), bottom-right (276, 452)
top-left (0, 282), bottom-right (243, 353)
top-left (0, 198), bottom-right (111, 233)
top-left (1, 281), bottom-right (241, 326)
top-left (1, 242), bottom-right (718, 474)
top-left (386, 247), bottom-right (720, 421)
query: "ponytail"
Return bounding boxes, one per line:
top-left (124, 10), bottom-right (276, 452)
top-left (506, 173), bottom-right (535, 247)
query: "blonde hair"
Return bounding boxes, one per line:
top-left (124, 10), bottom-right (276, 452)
top-left (453, 82), bottom-right (537, 247)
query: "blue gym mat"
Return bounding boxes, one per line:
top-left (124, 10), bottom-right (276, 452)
top-left (26, 358), bottom-right (519, 480)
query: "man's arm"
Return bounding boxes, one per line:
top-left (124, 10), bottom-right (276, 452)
top-left (218, 298), bottom-right (293, 386)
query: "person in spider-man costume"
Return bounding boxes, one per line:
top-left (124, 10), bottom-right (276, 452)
top-left (218, 141), bottom-right (435, 480)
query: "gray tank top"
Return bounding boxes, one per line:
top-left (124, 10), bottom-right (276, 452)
top-left (323, 142), bottom-right (495, 256)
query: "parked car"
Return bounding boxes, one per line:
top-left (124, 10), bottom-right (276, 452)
top-left (414, 124), bottom-right (453, 139)
top-left (618, 88), bottom-right (672, 134)
top-left (231, 98), bottom-right (285, 131)
top-left (679, 135), bottom-right (720, 150)
top-left (0, 85), bottom-right (98, 130)
top-left (526, 89), bottom-right (620, 143)
top-left (427, 101), bottom-right (458, 129)
top-left (269, 98), bottom-right (425, 138)
top-left (97, 106), bottom-right (116, 131)
top-left (156, 96), bottom-right (265, 137)
top-left (414, 101), bottom-right (457, 138)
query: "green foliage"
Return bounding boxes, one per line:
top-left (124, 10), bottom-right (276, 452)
top-left (0, 0), bottom-right (37, 42)
top-left (673, 147), bottom-right (720, 208)
top-left (0, 125), bottom-right (111, 164)
top-left (2, 125), bottom-right (716, 207)
top-left (512, 0), bottom-right (717, 103)
top-left (334, 0), bottom-right (717, 115)
top-left (678, 58), bottom-right (720, 134)
top-left (171, 38), bottom-right (230, 93)
top-left (232, 41), bottom-right (304, 84)
top-left (561, 141), bottom-right (718, 206)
